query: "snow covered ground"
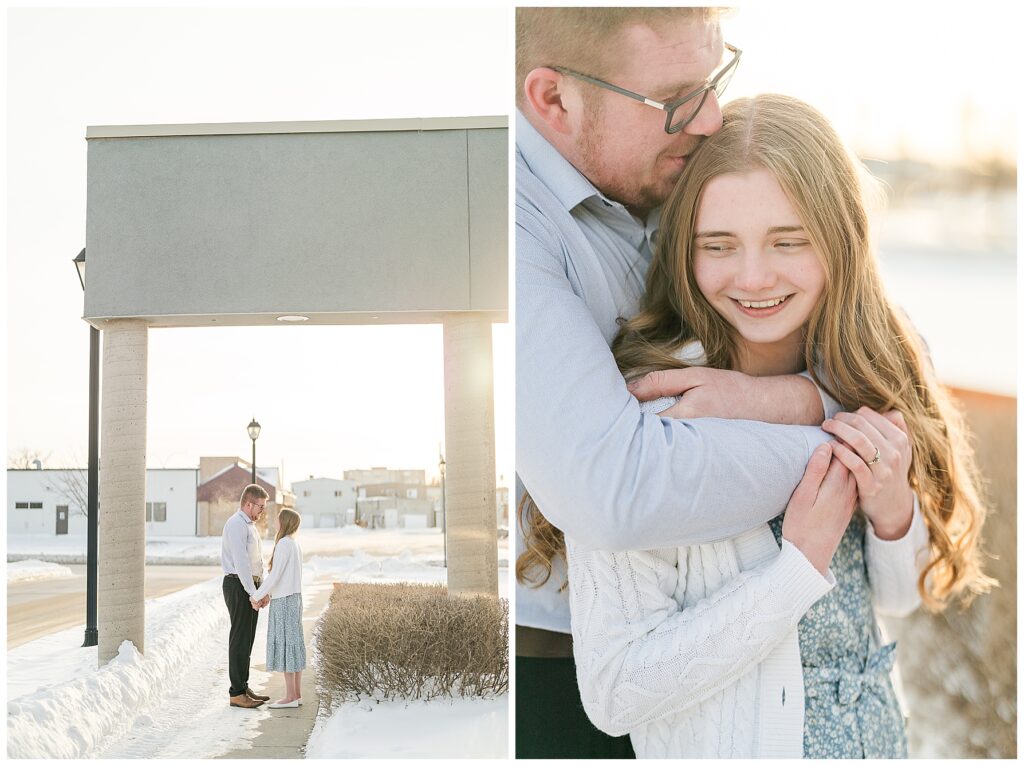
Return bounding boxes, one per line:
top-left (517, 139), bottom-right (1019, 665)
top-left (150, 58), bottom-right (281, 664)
top-left (6, 558), bottom-right (74, 583)
top-left (302, 551), bottom-right (509, 759)
top-left (306, 697), bottom-right (508, 759)
top-left (7, 577), bottom-right (273, 758)
top-left (7, 542), bottom-right (508, 759)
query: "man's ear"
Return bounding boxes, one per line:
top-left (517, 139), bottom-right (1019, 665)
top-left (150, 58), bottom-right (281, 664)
top-left (523, 67), bottom-right (575, 136)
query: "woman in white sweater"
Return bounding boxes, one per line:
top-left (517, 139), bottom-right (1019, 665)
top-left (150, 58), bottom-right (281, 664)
top-left (250, 507), bottom-right (306, 709)
top-left (519, 95), bottom-right (994, 757)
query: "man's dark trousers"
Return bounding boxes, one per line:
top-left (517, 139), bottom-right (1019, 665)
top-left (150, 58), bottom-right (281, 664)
top-left (223, 575), bottom-right (260, 697)
top-left (516, 654), bottom-right (636, 759)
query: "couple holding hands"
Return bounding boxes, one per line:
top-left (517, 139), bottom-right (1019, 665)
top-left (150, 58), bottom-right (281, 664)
top-left (221, 485), bottom-right (307, 710)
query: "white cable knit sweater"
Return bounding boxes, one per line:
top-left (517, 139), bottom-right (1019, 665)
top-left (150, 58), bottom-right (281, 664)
top-left (567, 504), bottom-right (929, 758)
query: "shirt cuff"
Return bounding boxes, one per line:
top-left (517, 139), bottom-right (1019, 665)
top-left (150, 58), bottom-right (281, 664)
top-left (638, 395), bottom-right (679, 415)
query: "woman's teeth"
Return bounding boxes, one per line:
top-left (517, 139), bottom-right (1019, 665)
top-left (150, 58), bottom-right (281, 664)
top-left (737, 296), bottom-right (788, 309)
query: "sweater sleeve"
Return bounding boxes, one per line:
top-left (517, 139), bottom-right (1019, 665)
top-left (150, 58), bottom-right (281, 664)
top-left (252, 537), bottom-right (291, 602)
top-left (567, 537), bottom-right (833, 736)
top-left (865, 496), bottom-right (930, 617)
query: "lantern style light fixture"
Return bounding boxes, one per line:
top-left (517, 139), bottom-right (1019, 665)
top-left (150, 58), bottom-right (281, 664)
top-left (247, 418), bottom-right (261, 485)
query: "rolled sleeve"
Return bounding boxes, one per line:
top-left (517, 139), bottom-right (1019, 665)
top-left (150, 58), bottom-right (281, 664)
top-left (798, 369), bottom-right (843, 420)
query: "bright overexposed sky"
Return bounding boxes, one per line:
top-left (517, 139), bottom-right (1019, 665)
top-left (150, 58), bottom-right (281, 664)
top-left (6, 6), bottom-right (511, 486)
top-left (724, 4), bottom-right (1016, 166)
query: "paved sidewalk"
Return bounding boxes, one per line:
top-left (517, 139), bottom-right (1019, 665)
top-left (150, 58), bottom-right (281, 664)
top-left (219, 582), bottom-right (334, 759)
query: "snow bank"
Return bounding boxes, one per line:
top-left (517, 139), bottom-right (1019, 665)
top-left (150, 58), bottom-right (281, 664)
top-left (7, 578), bottom-right (243, 758)
top-left (305, 696), bottom-right (508, 758)
top-left (6, 559), bottom-right (74, 583)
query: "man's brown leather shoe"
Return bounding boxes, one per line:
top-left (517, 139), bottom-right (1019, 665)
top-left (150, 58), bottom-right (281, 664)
top-left (230, 693), bottom-right (263, 708)
top-left (245, 687), bottom-right (270, 702)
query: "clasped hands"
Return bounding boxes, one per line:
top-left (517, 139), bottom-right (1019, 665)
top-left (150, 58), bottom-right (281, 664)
top-left (250, 595), bottom-right (270, 611)
top-left (629, 367), bottom-right (916, 569)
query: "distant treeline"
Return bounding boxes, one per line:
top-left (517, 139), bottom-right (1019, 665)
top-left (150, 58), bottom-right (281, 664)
top-left (863, 157), bottom-right (1016, 202)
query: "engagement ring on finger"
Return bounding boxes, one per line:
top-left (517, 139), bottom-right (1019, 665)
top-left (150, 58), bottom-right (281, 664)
top-left (868, 447), bottom-right (881, 465)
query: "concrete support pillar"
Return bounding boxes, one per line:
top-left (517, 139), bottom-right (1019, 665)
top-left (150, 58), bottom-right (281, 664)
top-left (98, 319), bottom-right (148, 665)
top-left (442, 314), bottom-right (498, 598)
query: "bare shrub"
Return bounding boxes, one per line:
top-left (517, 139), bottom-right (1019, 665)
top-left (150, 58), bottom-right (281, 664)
top-left (314, 582), bottom-right (508, 705)
top-left (882, 389), bottom-right (1016, 757)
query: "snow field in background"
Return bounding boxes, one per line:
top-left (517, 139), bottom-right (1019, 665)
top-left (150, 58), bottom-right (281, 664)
top-left (6, 559), bottom-right (74, 583)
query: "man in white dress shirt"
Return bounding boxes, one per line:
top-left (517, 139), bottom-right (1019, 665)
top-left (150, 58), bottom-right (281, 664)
top-left (221, 484), bottom-right (271, 709)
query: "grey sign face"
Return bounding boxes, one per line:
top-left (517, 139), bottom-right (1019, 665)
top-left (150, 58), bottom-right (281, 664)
top-left (85, 118), bottom-right (508, 327)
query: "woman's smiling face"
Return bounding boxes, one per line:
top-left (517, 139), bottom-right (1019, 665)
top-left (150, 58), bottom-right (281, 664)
top-left (692, 167), bottom-right (826, 374)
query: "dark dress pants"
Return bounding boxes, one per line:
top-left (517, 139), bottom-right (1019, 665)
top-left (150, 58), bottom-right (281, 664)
top-left (223, 575), bottom-right (260, 697)
top-left (515, 655), bottom-right (636, 759)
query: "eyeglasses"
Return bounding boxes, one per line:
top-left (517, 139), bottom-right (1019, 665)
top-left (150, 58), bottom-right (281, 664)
top-left (552, 43), bottom-right (741, 135)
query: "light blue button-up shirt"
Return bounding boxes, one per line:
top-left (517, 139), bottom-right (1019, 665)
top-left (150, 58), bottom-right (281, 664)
top-left (515, 110), bottom-right (833, 633)
top-left (221, 509), bottom-right (264, 598)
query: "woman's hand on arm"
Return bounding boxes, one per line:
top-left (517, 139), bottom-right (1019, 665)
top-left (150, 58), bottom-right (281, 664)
top-left (628, 367), bottom-right (826, 425)
top-left (823, 408), bottom-right (915, 541)
top-left (781, 443), bottom-right (859, 575)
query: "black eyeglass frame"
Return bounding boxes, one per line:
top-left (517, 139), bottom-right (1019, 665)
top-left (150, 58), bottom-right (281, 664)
top-left (552, 42), bottom-right (742, 135)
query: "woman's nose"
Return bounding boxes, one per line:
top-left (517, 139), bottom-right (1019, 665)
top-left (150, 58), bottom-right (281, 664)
top-left (734, 253), bottom-right (777, 293)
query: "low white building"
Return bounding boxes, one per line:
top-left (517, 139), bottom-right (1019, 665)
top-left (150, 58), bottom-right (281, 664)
top-left (292, 477), bottom-right (357, 529)
top-left (356, 495), bottom-right (435, 529)
top-left (7, 468), bottom-right (198, 537)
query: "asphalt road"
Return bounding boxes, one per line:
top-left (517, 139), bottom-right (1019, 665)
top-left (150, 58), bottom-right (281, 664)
top-left (7, 564), bottom-right (224, 649)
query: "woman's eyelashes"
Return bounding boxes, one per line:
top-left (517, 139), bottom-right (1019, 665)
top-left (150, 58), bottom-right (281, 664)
top-left (697, 241), bottom-right (734, 254)
top-left (695, 238), bottom-right (809, 254)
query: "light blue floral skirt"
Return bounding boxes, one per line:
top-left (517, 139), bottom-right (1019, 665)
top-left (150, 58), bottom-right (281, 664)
top-left (769, 514), bottom-right (907, 758)
top-left (266, 593), bottom-right (306, 672)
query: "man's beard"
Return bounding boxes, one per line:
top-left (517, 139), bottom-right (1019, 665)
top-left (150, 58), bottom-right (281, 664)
top-left (575, 110), bottom-right (672, 216)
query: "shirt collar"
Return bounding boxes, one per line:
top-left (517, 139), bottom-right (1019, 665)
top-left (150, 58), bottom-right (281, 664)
top-left (517, 110), bottom-right (664, 238)
top-left (516, 110), bottom-right (603, 213)
top-left (235, 509), bottom-right (253, 525)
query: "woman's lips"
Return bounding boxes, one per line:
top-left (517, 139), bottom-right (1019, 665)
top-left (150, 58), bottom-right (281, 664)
top-left (731, 294), bottom-right (792, 318)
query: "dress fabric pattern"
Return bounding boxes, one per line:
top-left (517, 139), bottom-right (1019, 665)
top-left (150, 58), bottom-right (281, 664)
top-left (266, 593), bottom-right (306, 672)
top-left (768, 514), bottom-right (907, 758)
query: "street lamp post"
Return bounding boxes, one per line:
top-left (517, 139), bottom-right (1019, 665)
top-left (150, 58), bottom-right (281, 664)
top-left (439, 451), bottom-right (447, 568)
top-left (74, 248), bottom-right (100, 648)
top-left (247, 418), bottom-right (261, 485)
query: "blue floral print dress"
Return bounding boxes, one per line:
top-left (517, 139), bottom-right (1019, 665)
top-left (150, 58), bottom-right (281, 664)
top-left (769, 513), bottom-right (908, 758)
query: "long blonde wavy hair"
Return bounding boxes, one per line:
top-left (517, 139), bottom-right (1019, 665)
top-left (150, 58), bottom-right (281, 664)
top-left (269, 507), bottom-right (301, 572)
top-left (519, 94), bottom-right (995, 610)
